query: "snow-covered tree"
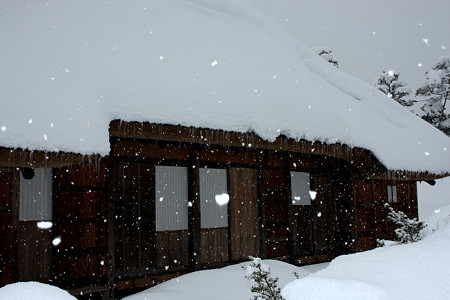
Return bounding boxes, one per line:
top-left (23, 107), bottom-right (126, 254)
top-left (312, 47), bottom-right (339, 68)
top-left (375, 70), bottom-right (412, 106)
top-left (385, 204), bottom-right (427, 244)
top-left (415, 55), bottom-right (450, 135)
top-left (244, 257), bottom-right (284, 300)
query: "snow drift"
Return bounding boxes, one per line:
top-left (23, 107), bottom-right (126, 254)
top-left (282, 206), bottom-right (450, 300)
top-left (0, 281), bottom-right (76, 300)
top-left (1, 0), bottom-right (450, 174)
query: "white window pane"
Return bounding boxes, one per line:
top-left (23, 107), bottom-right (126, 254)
top-left (19, 168), bottom-right (53, 221)
top-left (156, 166), bottom-right (189, 231)
top-left (200, 168), bottom-right (228, 228)
top-left (290, 171), bottom-right (311, 206)
top-left (387, 185), bottom-right (397, 203)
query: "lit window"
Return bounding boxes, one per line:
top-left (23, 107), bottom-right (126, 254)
top-left (200, 168), bottom-right (228, 228)
top-left (155, 166), bottom-right (189, 231)
top-left (290, 171), bottom-right (311, 206)
top-left (19, 168), bottom-right (53, 221)
top-left (387, 185), bottom-right (397, 203)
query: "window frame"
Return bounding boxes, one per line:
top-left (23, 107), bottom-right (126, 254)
top-left (155, 165), bottom-right (189, 232)
top-left (387, 185), bottom-right (398, 203)
top-left (19, 168), bottom-right (53, 221)
top-left (290, 171), bottom-right (312, 206)
top-left (199, 168), bottom-right (229, 229)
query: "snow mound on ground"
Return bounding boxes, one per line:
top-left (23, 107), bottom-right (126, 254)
top-left (283, 277), bottom-right (387, 300)
top-left (422, 204), bottom-right (450, 237)
top-left (1, 1), bottom-right (450, 174)
top-left (123, 260), bottom-right (310, 300)
top-left (0, 282), bottom-right (76, 300)
top-left (282, 209), bottom-right (450, 300)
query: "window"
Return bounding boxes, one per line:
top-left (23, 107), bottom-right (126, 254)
top-left (387, 185), bottom-right (397, 203)
top-left (19, 168), bottom-right (53, 221)
top-left (290, 171), bottom-right (311, 205)
top-left (200, 168), bottom-right (228, 228)
top-left (155, 166), bottom-right (189, 231)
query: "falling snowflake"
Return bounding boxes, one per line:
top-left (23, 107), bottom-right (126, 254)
top-left (52, 236), bottom-right (62, 246)
top-left (37, 221), bottom-right (53, 229)
top-left (215, 193), bottom-right (229, 206)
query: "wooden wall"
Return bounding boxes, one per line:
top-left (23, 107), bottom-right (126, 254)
top-left (53, 163), bottom-right (108, 287)
top-left (0, 169), bottom-right (18, 287)
top-left (229, 168), bottom-right (259, 261)
top-left (17, 221), bottom-right (52, 282)
top-left (353, 178), bottom-right (418, 250)
top-left (262, 168), bottom-right (289, 258)
top-left (112, 161), bottom-right (155, 275)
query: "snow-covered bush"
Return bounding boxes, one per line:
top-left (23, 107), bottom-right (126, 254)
top-left (415, 55), bottom-right (450, 135)
top-left (375, 70), bottom-right (412, 106)
top-left (385, 204), bottom-right (427, 244)
top-left (312, 47), bottom-right (339, 68)
top-left (244, 257), bottom-right (284, 300)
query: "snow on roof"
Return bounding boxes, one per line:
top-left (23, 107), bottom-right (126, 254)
top-left (1, 0), bottom-right (450, 174)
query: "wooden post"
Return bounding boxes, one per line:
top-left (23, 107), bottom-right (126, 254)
top-left (188, 147), bottom-right (200, 270)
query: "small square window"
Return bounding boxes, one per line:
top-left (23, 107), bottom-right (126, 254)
top-left (155, 166), bottom-right (189, 231)
top-left (387, 185), bottom-right (397, 203)
top-left (200, 168), bottom-right (228, 228)
top-left (290, 171), bottom-right (311, 206)
top-left (19, 168), bottom-right (53, 221)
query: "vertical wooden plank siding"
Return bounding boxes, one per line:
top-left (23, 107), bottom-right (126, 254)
top-left (54, 163), bottom-right (108, 285)
top-left (262, 168), bottom-right (289, 258)
top-left (311, 172), bottom-right (335, 254)
top-left (199, 228), bottom-right (229, 265)
top-left (155, 230), bottom-right (189, 269)
top-left (17, 221), bottom-right (52, 282)
top-left (0, 169), bottom-right (17, 286)
top-left (353, 178), bottom-right (377, 251)
top-left (112, 161), bottom-right (155, 274)
top-left (229, 168), bottom-right (259, 261)
top-left (332, 171), bottom-right (355, 255)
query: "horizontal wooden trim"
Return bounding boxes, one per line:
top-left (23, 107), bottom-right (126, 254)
top-left (114, 271), bottom-right (186, 290)
top-left (68, 284), bottom-right (109, 296)
top-left (109, 121), bottom-right (449, 180)
top-left (109, 121), bottom-right (355, 160)
top-left (0, 207), bottom-right (12, 213)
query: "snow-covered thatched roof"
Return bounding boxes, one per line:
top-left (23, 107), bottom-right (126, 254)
top-left (1, 0), bottom-right (450, 174)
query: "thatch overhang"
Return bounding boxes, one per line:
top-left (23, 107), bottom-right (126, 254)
top-left (109, 120), bottom-right (449, 181)
top-left (0, 120), bottom-right (446, 182)
top-left (0, 147), bottom-right (100, 168)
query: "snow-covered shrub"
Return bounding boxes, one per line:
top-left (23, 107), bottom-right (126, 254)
top-left (375, 70), bottom-right (412, 106)
top-left (244, 257), bottom-right (284, 300)
top-left (385, 204), bottom-right (427, 244)
top-left (415, 55), bottom-right (450, 136)
top-left (312, 47), bottom-right (339, 68)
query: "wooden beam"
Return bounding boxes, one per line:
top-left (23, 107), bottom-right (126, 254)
top-left (0, 147), bottom-right (99, 168)
top-left (109, 121), bottom-right (449, 180)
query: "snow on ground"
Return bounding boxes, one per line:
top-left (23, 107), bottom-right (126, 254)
top-left (418, 177), bottom-right (450, 220)
top-left (1, 1), bottom-right (450, 174)
top-left (123, 260), bottom-right (317, 300)
top-left (0, 281), bottom-right (76, 300)
top-left (124, 206), bottom-right (450, 300)
top-left (282, 210), bottom-right (450, 300)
